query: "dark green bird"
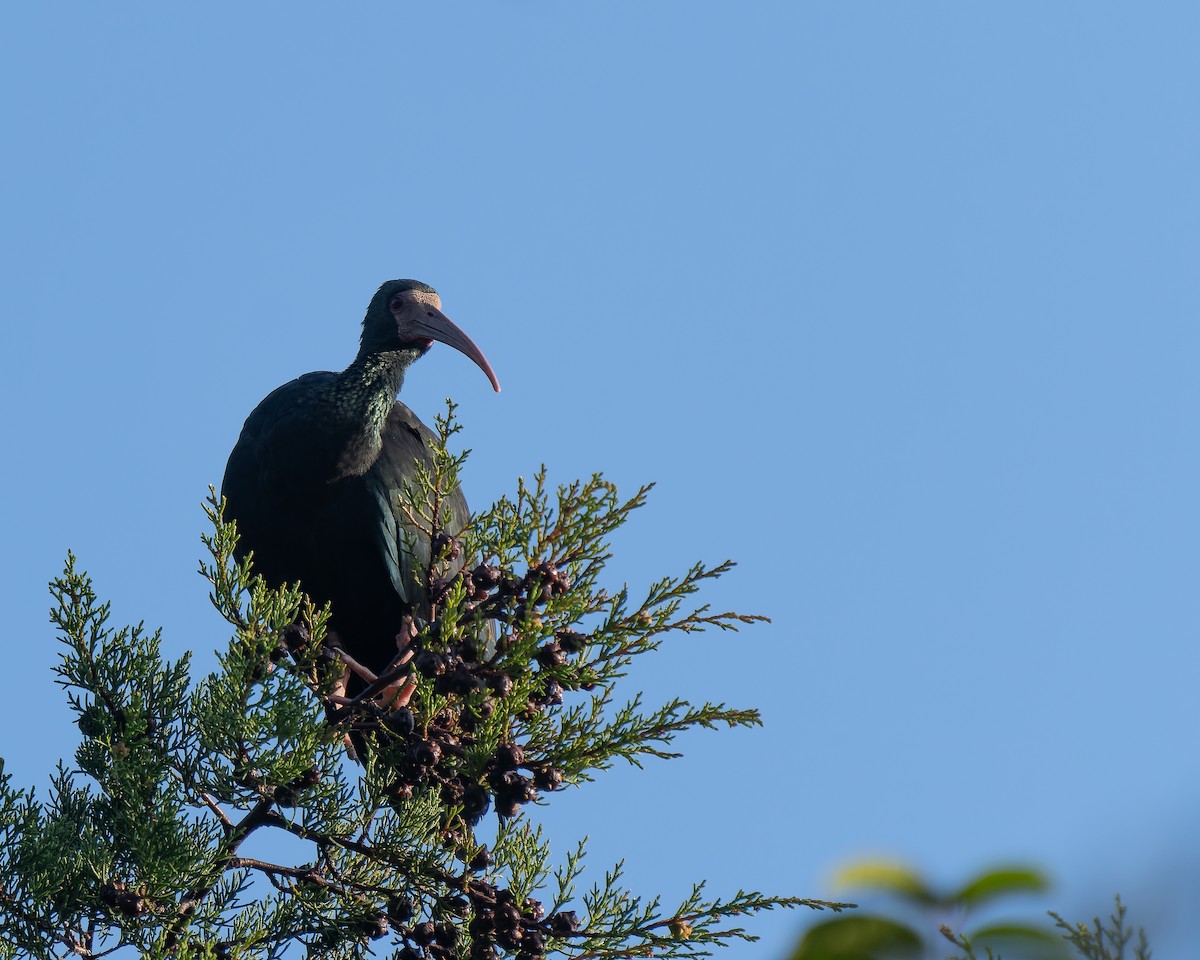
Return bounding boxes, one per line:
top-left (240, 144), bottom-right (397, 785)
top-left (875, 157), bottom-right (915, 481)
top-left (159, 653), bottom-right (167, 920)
top-left (221, 280), bottom-right (500, 688)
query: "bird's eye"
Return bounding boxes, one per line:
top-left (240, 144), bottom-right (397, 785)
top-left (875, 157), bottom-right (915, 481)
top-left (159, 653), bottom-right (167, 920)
top-left (390, 297), bottom-right (404, 309)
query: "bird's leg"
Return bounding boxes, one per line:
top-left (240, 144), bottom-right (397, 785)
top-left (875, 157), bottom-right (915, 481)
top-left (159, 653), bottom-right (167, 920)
top-left (329, 646), bottom-right (382, 690)
top-left (372, 645), bottom-right (418, 710)
top-left (315, 631), bottom-right (362, 758)
top-left (322, 643), bottom-right (412, 760)
top-left (326, 617), bottom-right (421, 711)
top-left (327, 668), bottom-right (352, 706)
top-left (368, 615), bottom-right (421, 710)
top-left (320, 629), bottom-right (373, 706)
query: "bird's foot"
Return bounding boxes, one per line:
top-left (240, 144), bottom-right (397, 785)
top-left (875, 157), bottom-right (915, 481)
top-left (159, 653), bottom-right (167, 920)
top-left (321, 623), bottom-right (424, 762)
top-left (397, 614), bottom-right (420, 651)
top-left (328, 632), bottom-right (419, 712)
top-left (366, 616), bottom-right (422, 709)
top-left (319, 656), bottom-right (363, 760)
top-left (374, 651), bottom-right (418, 711)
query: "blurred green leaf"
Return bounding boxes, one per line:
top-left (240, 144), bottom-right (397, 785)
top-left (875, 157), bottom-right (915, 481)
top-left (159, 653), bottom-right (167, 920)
top-left (952, 866), bottom-right (1050, 908)
top-left (790, 916), bottom-right (923, 960)
top-left (967, 921), bottom-right (1070, 959)
top-left (831, 860), bottom-right (936, 905)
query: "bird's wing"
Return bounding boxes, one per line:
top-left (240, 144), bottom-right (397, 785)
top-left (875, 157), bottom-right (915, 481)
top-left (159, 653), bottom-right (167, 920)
top-left (221, 373), bottom-right (341, 572)
top-left (224, 373), bottom-right (340, 501)
top-left (365, 402), bottom-right (472, 616)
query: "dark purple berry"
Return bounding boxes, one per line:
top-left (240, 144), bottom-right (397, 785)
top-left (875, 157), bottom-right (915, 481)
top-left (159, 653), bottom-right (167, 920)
top-left (433, 921), bottom-right (458, 946)
top-left (493, 771), bottom-right (537, 813)
top-left (469, 909), bottom-right (496, 937)
top-left (390, 781), bottom-right (414, 801)
top-left (548, 910), bottom-right (582, 934)
top-left (411, 921), bottom-right (437, 946)
top-left (536, 641), bottom-right (567, 668)
top-left (493, 743), bottom-right (525, 771)
top-left (555, 629), bottom-right (587, 653)
top-left (441, 663), bottom-right (483, 695)
top-left (470, 943), bottom-right (499, 960)
top-left (408, 739), bottom-right (442, 767)
top-left (282, 622), bottom-right (310, 650)
top-left (388, 895), bottom-right (415, 923)
top-left (440, 778), bottom-right (465, 806)
top-left (461, 783), bottom-right (491, 824)
top-left (415, 651), bottom-right (447, 678)
top-left (499, 900), bottom-right (522, 929)
top-left (273, 785), bottom-right (299, 807)
top-left (432, 532), bottom-right (461, 562)
top-left (532, 766), bottom-right (563, 791)
top-left (472, 564), bottom-right (502, 589)
top-left (462, 696), bottom-right (496, 731)
top-left (77, 706), bottom-right (104, 738)
top-left (98, 882), bottom-right (147, 917)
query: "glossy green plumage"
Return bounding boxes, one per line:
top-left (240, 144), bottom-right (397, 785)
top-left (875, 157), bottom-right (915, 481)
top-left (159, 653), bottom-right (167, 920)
top-left (221, 283), bottom-right (475, 678)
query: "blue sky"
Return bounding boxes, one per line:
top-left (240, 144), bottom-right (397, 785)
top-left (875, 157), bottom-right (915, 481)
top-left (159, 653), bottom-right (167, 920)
top-left (2, 3), bottom-right (1198, 956)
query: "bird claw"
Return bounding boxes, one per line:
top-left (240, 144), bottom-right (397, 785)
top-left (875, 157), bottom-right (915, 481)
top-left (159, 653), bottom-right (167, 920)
top-left (378, 626), bottom-right (418, 709)
top-left (328, 645), bottom-right (380, 687)
top-left (376, 670), bottom-right (418, 710)
top-left (397, 614), bottom-right (419, 651)
top-left (320, 621), bottom-right (426, 760)
top-left (327, 623), bottom-right (419, 713)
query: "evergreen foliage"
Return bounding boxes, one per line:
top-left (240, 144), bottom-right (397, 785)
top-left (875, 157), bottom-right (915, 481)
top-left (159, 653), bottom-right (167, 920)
top-left (0, 403), bottom-right (849, 959)
top-left (1046, 899), bottom-right (1150, 960)
top-left (943, 897), bottom-right (1150, 960)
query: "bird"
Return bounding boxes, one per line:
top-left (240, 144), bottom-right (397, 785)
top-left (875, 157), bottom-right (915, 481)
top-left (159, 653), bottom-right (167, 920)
top-left (221, 279), bottom-right (500, 701)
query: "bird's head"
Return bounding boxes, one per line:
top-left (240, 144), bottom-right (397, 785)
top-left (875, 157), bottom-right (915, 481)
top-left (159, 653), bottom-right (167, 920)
top-left (359, 279), bottom-right (501, 392)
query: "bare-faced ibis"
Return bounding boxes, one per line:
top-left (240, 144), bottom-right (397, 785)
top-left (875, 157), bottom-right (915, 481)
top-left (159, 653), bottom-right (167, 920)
top-left (221, 279), bottom-right (500, 694)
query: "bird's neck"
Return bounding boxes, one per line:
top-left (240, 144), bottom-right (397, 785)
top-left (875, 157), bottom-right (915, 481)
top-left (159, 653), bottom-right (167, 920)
top-left (331, 350), bottom-right (417, 477)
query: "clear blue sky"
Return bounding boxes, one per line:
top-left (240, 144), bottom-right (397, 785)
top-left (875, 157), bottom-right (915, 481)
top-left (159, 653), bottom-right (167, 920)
top-left (2, 4), bottom-right (1197, 956)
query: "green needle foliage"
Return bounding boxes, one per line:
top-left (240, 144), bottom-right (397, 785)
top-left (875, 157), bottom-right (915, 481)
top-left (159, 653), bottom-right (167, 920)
top-left (0, 402), bottom-right (849, 959)
top-left (1046, 898), bottom-right (1150, 960)
top-left (944, 897), bottom-right (1150, 960)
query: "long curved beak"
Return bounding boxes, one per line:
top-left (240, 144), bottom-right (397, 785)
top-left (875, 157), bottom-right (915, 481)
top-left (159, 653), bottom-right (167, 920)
top-left (395, 302), bottom-right (501, 392)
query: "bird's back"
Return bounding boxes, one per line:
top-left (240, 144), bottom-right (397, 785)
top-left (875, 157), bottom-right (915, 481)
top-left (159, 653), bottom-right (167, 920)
top-left (221, 377), bottom-right (471, 675)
